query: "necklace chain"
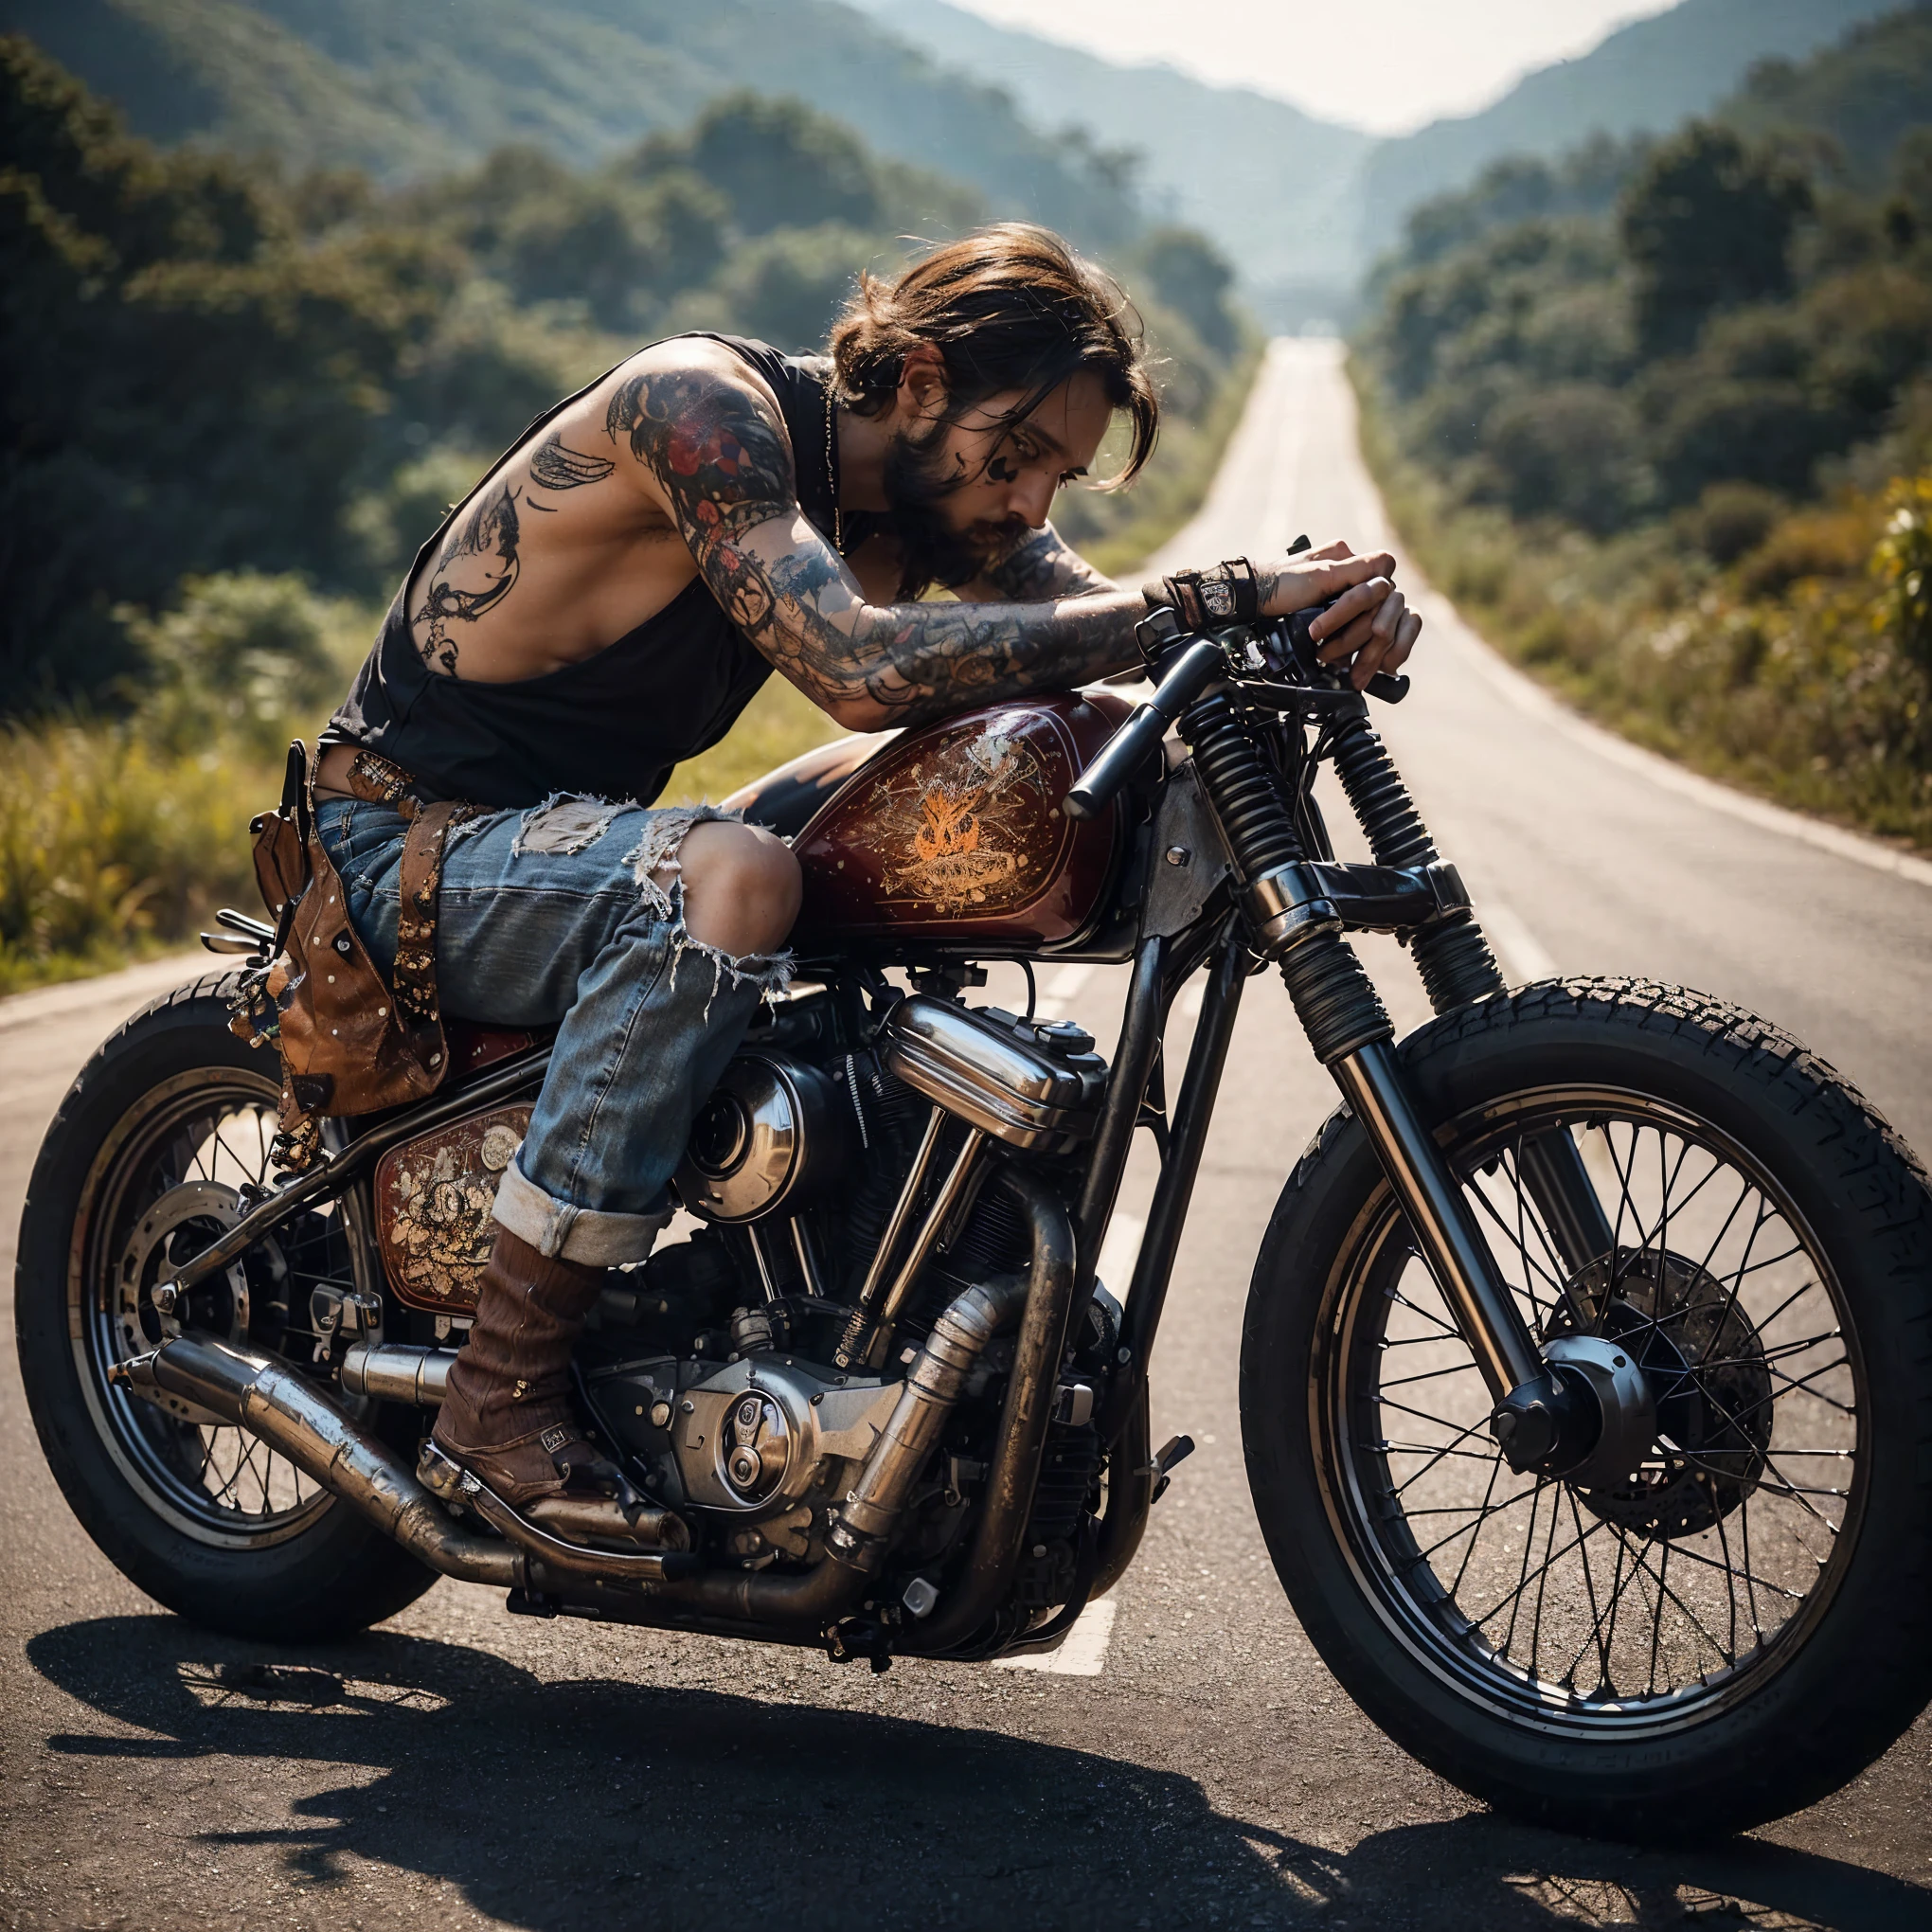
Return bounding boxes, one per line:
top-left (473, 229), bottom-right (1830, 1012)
top-left (824, 381), bottom-right (845, 557)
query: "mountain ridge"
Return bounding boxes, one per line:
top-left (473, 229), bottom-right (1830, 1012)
top-left (840, 0), bottom-right (1371, 322)
top-left (858, 0), bottom-right (1907, 313)
top-left (8, 0), bottom-right (1916, 316)
top-left (1355, 0), bottom-right (1906, 259)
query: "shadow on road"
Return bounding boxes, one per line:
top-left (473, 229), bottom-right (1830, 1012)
top-left (24, 1616), bottom-right (1930, 1931)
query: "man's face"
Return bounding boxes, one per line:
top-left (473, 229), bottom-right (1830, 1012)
top-left (881, 368), bottom-right (1115, 588)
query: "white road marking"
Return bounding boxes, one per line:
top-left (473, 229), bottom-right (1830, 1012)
top-left (1096, 1212), bottom-right (1145, 1296)
top-left (1480, 899), bottom-right (1558, 985)
top-left (993, 1597), bottom-right (1117, 1676)
top-left (1035, 961), bottom-right (1095, 1016)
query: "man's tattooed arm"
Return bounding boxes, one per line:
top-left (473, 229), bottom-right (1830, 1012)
top-left (960, 522), bottom-right (1115, 603)
top-left (608, 361), bottom-right (1144, 729)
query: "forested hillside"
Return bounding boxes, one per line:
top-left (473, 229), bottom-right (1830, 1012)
top-left (0, 36), bottom-right (1250, 989)
top-left (844, 0), bottom-right (1370, 327)
top-left (16, 0), bottom-right (1890, 328)
top-left (1354, 0), bottom-right (1900, 260)
top-left (1355, 7), bottom-right (1932, 847)
top-left (857, 0), bottom-right (1898, 322)
top-left (2, 0), bottom-right (1142, 246)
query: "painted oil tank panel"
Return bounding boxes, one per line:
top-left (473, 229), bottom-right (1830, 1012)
top-left (791, 692), bottom-right (1132, 945)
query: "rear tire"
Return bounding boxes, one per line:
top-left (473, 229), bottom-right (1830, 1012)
top-left (1241, 977), bottom-right (1932, 1841)
top-left (15, 972), bottom-right (437, 1641)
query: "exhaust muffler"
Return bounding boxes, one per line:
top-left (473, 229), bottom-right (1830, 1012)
top-left (116, 1334), bottom-right (526, 1586)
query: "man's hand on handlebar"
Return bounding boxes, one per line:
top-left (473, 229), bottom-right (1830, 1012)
top-left (1261, 539), bottom-right (1423, 692)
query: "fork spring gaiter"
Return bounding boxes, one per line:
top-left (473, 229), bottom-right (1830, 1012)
top-left (1182, 690), bottom-right (1301, 883)
top-left (1183, 693), bottom-right (1390, 1064)
top-left (1329, 707), bottom-right (1506, 1012)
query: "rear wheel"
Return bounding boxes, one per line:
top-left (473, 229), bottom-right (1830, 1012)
top-left (1241, 978), bottom-right (1932, 1840)
top-left (15, 973), bottom-right (436, 1640)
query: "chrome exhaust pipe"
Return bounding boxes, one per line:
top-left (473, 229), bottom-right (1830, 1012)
top-left (116, 1334), bottom-right (526, 1588)
top-left (340, 1342), bottom-right (456, 1406)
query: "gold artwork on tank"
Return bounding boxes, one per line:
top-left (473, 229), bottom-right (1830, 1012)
top-left (869, 721), bottom-right (1052, 908)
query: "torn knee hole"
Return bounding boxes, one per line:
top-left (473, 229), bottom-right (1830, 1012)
top-left (622, 804), bottom-right (740, 921)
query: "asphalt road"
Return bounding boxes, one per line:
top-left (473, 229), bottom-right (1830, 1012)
top-left (5, 342), bottom-right (1929, 1932)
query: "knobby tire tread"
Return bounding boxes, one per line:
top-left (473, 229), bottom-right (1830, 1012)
top-left (1243, 975), bottom-right (1932, 1841)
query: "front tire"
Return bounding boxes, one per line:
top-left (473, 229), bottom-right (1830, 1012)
top-left (15, 972), bottom-right (437, 1641)
top-left (1241, 977), bottom-right (1932, 1841)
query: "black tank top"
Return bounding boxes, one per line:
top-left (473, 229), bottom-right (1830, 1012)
top-left (324, 335), bottom-right (859, 809)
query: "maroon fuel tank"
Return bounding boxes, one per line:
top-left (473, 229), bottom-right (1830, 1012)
top-left (786, 692), bottom-right (1133, 947)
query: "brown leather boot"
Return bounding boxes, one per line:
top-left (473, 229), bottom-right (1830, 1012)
top-left (431, 1225), bottom-right (613, 1510)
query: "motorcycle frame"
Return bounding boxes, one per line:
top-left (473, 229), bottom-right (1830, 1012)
top-left (158, 653), bottom-right (1604, 1655)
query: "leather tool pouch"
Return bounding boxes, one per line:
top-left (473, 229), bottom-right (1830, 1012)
top-left (233, 742), bottom-right (468, 1170)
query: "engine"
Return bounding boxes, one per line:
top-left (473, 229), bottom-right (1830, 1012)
top-left (575, 984), bottom-right (1115, 1577)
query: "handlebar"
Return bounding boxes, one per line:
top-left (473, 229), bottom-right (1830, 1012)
top-left (1063, 603), bottom-right (1412, 823)
top-left (1282, 603), bottom-right (1411, 705)
top-left (1062, 636), bottom-right (1225, 822)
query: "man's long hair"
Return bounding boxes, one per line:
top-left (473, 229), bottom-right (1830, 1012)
top-left (829, 224), bottom-right (1161, 492)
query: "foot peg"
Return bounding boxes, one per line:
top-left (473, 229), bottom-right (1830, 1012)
top-left (1150, 1432), bottom-right (1195, 1505)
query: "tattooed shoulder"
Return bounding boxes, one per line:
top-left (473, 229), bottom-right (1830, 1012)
top-left (604, 360), bottom-right (796, 554)
top-left (528, 430), bottom-right (615, 492)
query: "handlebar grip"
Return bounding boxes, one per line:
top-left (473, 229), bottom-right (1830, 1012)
top-left (1064, 635), bottom-right (1225, 822)
top-left (1368, 671), bottom-right (1409, 704)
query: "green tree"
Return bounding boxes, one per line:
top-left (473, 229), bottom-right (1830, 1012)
top-left (1620, 122), bottom-right (1813, 355)
top-left (0, 36), bottom-right (446, 705)
top-left (1477, 382), bottom-right (1643, 534)
top-left (679, 223), bottom-right (877, 352)
top-left (1136, 226), bottom-right (1240, 361)
top-left (675, 94), bottom-right (883, 238)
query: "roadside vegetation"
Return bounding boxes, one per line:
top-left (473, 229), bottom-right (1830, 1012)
top-left (0, 37), bottom-right (1255, 993)
top-left (1352, 8), bottom-right (1932, 850)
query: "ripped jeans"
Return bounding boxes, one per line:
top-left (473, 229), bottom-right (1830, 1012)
top-left (315, 794), bottom-right (791, 1264)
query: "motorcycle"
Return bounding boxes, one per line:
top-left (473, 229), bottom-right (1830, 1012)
top-left (17, 586), bottom-right (1932, 1843)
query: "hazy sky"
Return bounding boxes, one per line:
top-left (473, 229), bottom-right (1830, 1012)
top-left (939, 0), bottom-right (1682, 134)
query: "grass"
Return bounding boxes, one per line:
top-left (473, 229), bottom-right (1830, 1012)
top-left (1351, 357), bottom-right (1932, 854)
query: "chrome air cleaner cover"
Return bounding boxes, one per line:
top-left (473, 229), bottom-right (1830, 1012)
top-left (881, 995), bottom-right (1106, 1153)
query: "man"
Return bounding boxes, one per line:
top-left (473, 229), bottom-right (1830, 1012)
top-left (313, 224), bottom-right (1420, 1519)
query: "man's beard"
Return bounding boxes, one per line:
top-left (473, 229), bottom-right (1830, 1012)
top-left (880, 424), bottom-right (1023, 601)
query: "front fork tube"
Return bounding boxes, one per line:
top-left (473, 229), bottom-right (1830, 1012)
top-left (1516, 1131), bottom-right (1616, 1280)
top-left (1327, 1035), bottom-right (1595, 1473)
top-left (1406, 926), bottom-right (1616, 1283)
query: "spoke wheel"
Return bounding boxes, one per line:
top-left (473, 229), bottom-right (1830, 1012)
top-left (1241, 979), bottom-right (1932, 1839)
top-left (17, 972), bottom-right (437, 1639)
top-left (1332, 1090), bottom-right (1857, 1736)
top-left (73, 1064), bottom-right (349, 1547)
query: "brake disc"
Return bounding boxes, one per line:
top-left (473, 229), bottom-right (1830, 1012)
top-left (1550, 1247), bottom-right (1772, 1540)
top-left (116, 1181), bottom-right (256, 1428)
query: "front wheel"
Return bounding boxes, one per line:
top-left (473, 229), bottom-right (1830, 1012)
top-left (1241, 977), bottom-right (1932, 1841)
